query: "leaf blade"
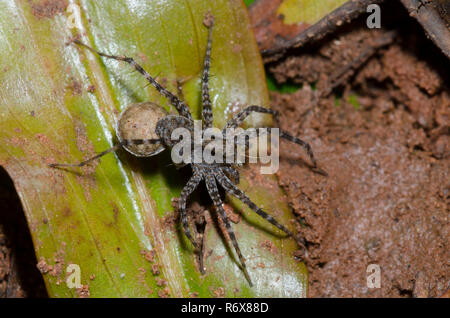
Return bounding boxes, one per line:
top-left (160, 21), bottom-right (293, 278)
top-left (0, 0), bottom-right (307, 297)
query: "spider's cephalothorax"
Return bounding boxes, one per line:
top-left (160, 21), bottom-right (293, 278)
top-left (50, 13), bottom-right (321, 286)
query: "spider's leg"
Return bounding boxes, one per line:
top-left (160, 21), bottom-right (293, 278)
top-left (49, 144), bottom-right (121, 168)
top-left (225, 105), bottom-right (319, 168)
top-left (233, 124), bottom-right (319, 170)
top-left (179, 172), bottom-right (203, 252)
top-left (204, 173), bottom-right (253, 286)
top-left (48, 139), bottom-right (160, 168)
top-left (221, 165), bottom-right (240, 184)
top-left (216, 169), bottom-right (302, 245)
top-left (279, 130), bottom-right (317, 169)
top-left (224, 105), bottom-right (278, 129)
top-left (74, 40), bottom-right (192, 120)
top-left (193, 209), bottom-right (207, 275)
top-left (201, 18), bottom-right (214, 129)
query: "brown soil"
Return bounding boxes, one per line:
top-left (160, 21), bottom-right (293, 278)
top-left (270, 6), bottom-right (449, 297)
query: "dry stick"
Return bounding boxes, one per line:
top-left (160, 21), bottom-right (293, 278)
top-left (399, 0), bottom-right (450, 58)
top-left (321, 30), bottom-right (398, 97)
top-left (262, 0), bottom-right (386, 61)
top-left (294, 30), bottom-right (397, 129)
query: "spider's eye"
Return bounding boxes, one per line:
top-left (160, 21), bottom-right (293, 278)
top-left (116, 102), bottom-right (168, 157)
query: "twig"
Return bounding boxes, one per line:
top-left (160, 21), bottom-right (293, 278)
top-left (262, 0), bottom-right (386, 61)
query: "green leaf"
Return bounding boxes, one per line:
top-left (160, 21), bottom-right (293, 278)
top-left (277, 0), bottom-right (348, 25)
top-left (266, 75), bottom-right (302, 93)
top-left (0, 0), bottom-right (307, 297)
top-left (348, 94), bottom-right (360, 110)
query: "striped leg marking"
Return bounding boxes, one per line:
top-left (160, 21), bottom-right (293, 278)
top-left (225, 105), bottom-right (278, 130)
top-left (48, 139), bottom-right (160, 168)
top-left (279, 131), bottom-right (317, 168)
top-left (201, 19), bottom-right (214, 129)
top-left (204, 173), bottom-right (253, 286)
top-left (74, 40), bottom-right (192, 120)
top-left (179, 172), bottom-right (203, 250)
top-left (216, 169), bottom-right (300, 244)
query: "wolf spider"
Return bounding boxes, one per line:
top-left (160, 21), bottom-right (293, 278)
top-left (50, 14), bottom-right (321, 286)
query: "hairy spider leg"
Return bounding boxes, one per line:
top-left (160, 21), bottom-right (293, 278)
top-left (201, 17), bottom-right (214, 129)
top-left (204, 172), bottom-right (253, 286)
top-left (279, 131), bottom-right (317, 168)
top-left (225, 105), bottom-right (278, 129)
top-left (221, 165), bottom-right (240, 184)
top-left (178, 171), bottom-right (203, 252)
top-left (225, 105), bottom-right (319, 169)
top-left (73, 40), bottom-right (192, 120)
top-left (215, 169), bottom-right (303, 245)
top-left (195, 210), bottom-right (207, 275)
top-left (48, 139), bottom-right (160, 168)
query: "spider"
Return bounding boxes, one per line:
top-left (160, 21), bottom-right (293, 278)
top-left (50, 13), bottom-right (321, 286)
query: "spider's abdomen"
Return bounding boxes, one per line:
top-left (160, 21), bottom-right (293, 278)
top-left (116, 102), bottom-right (168, 157)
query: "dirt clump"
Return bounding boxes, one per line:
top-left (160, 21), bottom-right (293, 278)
top-left (151, 264), bottom-right (160, 276)
top-left (213, 286), bottom-right (225, 298)
top-left (140, 249), bottom-right (156, 263)
top-left (158, 286), bottom-right (170, 298)
top-left (30, 0), bottom-right (68, 19)
top-left (36, 257), bottom-right (50, 274)
top-left (76, 285), bottom-right (90, 298)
